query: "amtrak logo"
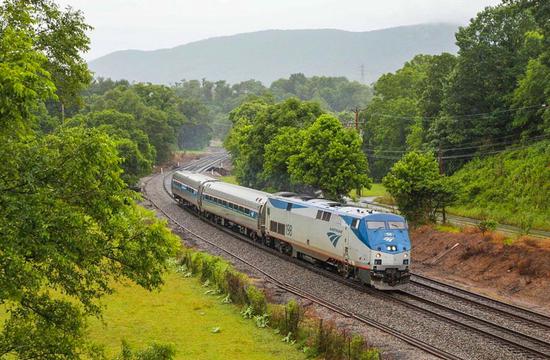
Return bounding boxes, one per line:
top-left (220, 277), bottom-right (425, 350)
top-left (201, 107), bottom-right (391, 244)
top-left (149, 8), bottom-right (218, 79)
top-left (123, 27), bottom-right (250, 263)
top-left (383, 232), bottom-right (395, 242)
top-left (327, 231), bottom-right (342, 247)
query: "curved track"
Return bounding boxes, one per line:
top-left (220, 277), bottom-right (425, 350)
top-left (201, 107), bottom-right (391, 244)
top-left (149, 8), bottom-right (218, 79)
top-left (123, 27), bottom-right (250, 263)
top-left (144, 158), bottom-right (550, 359)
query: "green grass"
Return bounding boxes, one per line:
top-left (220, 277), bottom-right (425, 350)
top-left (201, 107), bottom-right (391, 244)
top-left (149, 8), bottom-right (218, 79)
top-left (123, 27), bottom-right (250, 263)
top-left (434, 224), bottom-right (461, 233)
top-left (349, 183), bottom-right (388, 198)
top-left (88, 271), bottom-right (306, 360)
top-left (220, 175), bottom-right (238, 185)
top-left (446, 205), bottom-right (550, 232)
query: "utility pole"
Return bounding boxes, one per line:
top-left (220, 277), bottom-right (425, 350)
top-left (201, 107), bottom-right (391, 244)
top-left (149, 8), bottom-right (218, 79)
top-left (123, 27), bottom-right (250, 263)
top-left (351, 107), bottom-right (362, 197)
top-left (353, 107), bottom-right (359, 131)
top-left (438, 144), bottom-right (444, 175)
top-left (438, 144), bottom-right (447, 223)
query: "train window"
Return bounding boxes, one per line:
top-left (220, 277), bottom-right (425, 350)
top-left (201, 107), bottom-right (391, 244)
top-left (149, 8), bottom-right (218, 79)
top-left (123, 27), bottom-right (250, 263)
top-left (316, 210), bottom-right (323, 219)
top-left (322, 212), bottom-right (331, 222)
top-left (240, 206), bottom-right (245, 213)
top-left (245, 208), bottom-right (250, 215)
top-left (277, 223), bottom-right (285, 235)
top-left (351, 218), bottom-right (360, 229)
top-left (223, 200), bottom-right (227, 206)
top-left (388, 221), bottom-right (406, 229)
top-left (286, 203), bottom-right (292, 211)
top-left (267, 208), bottom-right (270, 215)
top-left (270, 221), bottom-right (277, 232)
top-left (367, 221), bottom-right (386, 230)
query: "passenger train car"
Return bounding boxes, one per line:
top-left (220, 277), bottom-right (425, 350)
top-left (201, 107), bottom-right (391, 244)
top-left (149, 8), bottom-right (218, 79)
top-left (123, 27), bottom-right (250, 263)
top-left (171, 170), bottom-right (410, 289)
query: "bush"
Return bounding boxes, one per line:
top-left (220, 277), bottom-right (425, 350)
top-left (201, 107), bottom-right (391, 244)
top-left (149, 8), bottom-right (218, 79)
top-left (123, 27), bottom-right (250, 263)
top-left (246, 285), bottom-right (267, 315)
top-left (478, 219), bottom-right (497, 234)
top-left (460, 242), bottom-right (492, 260)
top-left (117, 340), bottom-right (176, 360)
top-left (270, 299), bottom-right (303, 338)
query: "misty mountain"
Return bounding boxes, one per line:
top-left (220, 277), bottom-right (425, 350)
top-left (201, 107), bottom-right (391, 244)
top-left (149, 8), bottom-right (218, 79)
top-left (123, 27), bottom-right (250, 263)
top-left (88, 23), bottom-right (458, 85)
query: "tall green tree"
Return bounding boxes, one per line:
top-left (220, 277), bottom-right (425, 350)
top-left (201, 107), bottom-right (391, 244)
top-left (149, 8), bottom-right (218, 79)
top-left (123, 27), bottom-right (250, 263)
top-left (66, 110), bottom-right (156, 185)
top-left (225, 97), bottom-right (323, 188)
top-left (1, 0), bottom-right (92, 116)
top-left (440, 3), bottom-right (538, 145)
top-left (383, 152), bottom-right (457, 225)
top-left (289, 115), bottom-right (371, 200)
top-left (0, 4), bottom-right (180, 357)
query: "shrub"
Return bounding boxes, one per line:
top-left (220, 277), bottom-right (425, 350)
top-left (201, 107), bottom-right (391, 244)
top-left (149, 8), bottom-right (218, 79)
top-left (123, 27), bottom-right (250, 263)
top-left (246, 285), bottom-right (267, 315)
top-left (225, 270), bottom-right (248, 305)
top-left (460, 242), bottom-right (492, 260)
top-left (118, 340), bottom-right (176, 360)
top-left (478, 219), bottom-right (497, 234)
top-left (312, 319), bottom-right (346, 360)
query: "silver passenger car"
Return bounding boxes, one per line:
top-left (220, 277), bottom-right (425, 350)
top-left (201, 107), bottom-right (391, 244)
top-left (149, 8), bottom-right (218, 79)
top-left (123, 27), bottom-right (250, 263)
top-left (201, 181), bottom-right (269, 237)
top-left (171, 171), bottom-right (218, 208)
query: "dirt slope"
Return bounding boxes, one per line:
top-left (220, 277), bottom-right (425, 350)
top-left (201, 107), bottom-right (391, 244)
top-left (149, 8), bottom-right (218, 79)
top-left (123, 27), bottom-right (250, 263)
top-left (411, 226), bottom-right (550, 313)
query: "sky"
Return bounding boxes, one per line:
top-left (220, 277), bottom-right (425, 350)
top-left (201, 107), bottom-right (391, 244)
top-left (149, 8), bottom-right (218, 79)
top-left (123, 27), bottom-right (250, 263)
top-left (57, 0), bottom-right (502, 61)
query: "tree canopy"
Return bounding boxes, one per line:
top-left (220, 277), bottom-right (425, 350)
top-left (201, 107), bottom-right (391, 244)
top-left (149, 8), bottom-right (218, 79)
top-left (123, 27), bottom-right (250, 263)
top-left (0, 2), bottom-right (180, 357)
top-left (288, 115), bottom-right (371, 200)
top-left (383, 152), bottom-right (457, 225)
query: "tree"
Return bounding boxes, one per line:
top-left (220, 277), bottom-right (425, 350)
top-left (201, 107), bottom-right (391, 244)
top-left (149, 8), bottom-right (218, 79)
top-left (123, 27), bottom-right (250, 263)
top-left (441, 3), bottom-right (538, 146)
top-left (225, 97), bottom-right (323, 188)
top-left (66, 110), bottom-right (156, 185)
top-left (0, 4), bottom-right (180, 357)
top-left (289, 114), bottom-right (371, 200)
top-left (0, 128), bottom-right (180, 358)
top-left (383, 152), bottom-right (457, 225)
top-left (1, 0), bottom-right (92, 116)
top-left (262, 128), bottom-right (305, 191)
top-left (83, 86), bottom-right (182, 163)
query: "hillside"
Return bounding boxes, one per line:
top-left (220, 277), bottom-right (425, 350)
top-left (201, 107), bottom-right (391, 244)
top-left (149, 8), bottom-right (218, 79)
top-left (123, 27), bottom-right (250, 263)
top-left (88, 24), bottom-right (458, 85)
top-left (449, 141), bottom-right (550, 231)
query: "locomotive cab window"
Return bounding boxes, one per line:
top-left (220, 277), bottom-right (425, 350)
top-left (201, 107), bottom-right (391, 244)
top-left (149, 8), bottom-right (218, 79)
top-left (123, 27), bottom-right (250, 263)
top-left (322, 211), bottom-right (331, 222)
top-left (351, 218), bottom-right (360, 229)
top-left (388, 221), bottom-right (406, 229)
top-left (316, 210), bottom-right (322, 219)
top-left (367, 221), bottom-right (386, 230)
top-left (286, 203), bottom-right (292, 211)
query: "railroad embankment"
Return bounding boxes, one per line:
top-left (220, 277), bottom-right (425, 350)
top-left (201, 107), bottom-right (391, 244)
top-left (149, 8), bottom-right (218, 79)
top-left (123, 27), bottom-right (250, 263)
top-left (412, 226), bottom-right (550, 312)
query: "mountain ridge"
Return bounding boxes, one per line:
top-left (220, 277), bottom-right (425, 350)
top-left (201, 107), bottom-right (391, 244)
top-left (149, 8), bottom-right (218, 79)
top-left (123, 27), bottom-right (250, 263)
top-left (89, 23), bottom-right (459, 85)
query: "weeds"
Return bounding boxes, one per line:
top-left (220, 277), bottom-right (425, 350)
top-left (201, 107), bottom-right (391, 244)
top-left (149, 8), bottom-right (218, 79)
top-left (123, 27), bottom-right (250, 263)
top-left (254, 313), bottom-right (270, 328)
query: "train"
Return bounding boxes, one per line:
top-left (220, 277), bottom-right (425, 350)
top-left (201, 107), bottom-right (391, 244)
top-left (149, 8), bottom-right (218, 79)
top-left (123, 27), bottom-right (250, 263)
top-left (171, 170), bottom-right (411, 289)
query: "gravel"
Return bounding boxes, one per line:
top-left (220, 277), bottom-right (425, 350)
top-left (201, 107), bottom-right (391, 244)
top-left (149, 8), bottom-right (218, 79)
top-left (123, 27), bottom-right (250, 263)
top-left (143, 172), bottom-right (547, 360)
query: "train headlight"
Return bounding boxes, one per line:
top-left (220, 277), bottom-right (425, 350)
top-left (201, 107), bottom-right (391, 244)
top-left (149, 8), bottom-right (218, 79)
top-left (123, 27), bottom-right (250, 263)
top-left (375, 253), bottom-right (381, 258)
top-left (404, 253), bottom-right (408, 258)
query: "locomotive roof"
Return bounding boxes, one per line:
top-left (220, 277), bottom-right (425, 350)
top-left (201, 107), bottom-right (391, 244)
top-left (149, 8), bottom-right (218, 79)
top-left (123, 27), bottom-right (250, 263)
top-left (270, 195), bottom-right (404, 221)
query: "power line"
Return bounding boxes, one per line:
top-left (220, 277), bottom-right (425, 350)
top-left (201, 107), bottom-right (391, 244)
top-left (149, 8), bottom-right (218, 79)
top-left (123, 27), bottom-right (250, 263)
top-left (362, 133), bottom-right (549, 154)
top-left (361, 103), bottom-right (547, 122)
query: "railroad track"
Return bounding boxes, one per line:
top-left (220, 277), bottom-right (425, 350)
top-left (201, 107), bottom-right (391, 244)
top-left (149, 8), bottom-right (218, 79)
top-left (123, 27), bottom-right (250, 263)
top-left (410, 273), bottom-right (550, 330)
top-left (142, 166), bottom-right (462, 360)
top-left (148, 161), bottom-right (550, 359)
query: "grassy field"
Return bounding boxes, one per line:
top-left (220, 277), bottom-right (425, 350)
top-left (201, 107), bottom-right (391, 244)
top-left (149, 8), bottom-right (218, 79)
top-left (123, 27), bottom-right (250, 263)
top-left (88, 271), bottom-right (306, 360)
top-left (349, 183), bottom-right (388, 198)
